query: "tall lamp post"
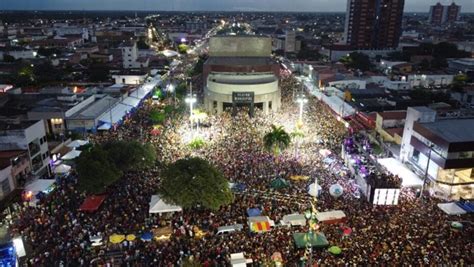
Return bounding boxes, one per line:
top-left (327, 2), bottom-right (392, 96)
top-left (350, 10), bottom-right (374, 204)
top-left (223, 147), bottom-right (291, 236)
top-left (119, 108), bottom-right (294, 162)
top-left (304, 177), bottom-right (319, 267)
top-left (296, 94), bottom-right (308, 123)
top-left (185, 80), bottom-right (197, 131)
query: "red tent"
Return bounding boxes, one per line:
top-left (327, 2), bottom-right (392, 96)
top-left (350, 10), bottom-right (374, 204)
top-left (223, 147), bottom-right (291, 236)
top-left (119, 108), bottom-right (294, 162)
top-left (79, 195), bottom-right (107, 212)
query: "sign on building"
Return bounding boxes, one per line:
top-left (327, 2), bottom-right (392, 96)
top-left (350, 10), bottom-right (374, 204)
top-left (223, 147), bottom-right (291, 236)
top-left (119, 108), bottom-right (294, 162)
top-left (232, 92), bottom-right (255, 117)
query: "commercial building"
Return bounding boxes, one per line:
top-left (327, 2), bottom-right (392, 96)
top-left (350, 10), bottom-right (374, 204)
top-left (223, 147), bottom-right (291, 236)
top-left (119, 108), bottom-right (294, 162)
top-left (285, 30), bottom-right (296, 53)
top-left (375, 111), bottom-right (406, 145)
top-left (342, 0), bottom-right (405, 50)
top-left (0, 121), bottom-right (50, 177)
top-left (429, 2), bottom-right (461, 25)
top-left (120, 40), bottom-right (149, 69)
top-left (0, 150), bottom-right (30, 200)
top-left (203, 36), bottom-right (281, 115)
top-left (400, 107), bottom-right (474, 200)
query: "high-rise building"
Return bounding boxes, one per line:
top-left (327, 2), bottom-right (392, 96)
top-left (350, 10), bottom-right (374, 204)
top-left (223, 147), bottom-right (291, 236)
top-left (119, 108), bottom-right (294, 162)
top-left (285, 30), bottom-right (296, 53)
top-left (343, 0), bottom-right (405, 50)
top-left (429, 2), bottom-right (461, 25)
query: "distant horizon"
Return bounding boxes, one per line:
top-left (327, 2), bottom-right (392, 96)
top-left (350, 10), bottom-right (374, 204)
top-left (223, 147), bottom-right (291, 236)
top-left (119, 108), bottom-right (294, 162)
top-left (0, 0), bottom-right (473, 13)
top-left (1, 9), bottom-right (473, 14)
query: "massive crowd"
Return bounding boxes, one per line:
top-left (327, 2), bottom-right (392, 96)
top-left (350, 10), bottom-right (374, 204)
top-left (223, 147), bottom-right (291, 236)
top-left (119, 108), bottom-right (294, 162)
top-left (7, 75), bottom-right (473, 266)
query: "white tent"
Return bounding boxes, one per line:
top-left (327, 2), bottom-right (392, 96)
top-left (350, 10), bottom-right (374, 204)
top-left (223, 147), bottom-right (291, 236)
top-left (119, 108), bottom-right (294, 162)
top-left (25, 179), bottom-right (55, 194)
top-left (377, 158), bottom-right (423, 187)
top-left (316, 210), bottom-right (346, 224)
top-left (121, 96), bottom-right (141, 108)
top-left (162, 50), bottom-right (179, 57)
top-left (230, 253), bottom-right (253, 267)
top-left (67, 139), bottom-right (89, 148)
top-left (149, 195), bottom-right (182, 214)
top-left (61, 149), bottom-right (81, 160)
top-left (97, 123), bottom-right (111, 131)
top-left (437, 203), bottom-right (467, 215)
top-left (54, 164), bottom-right (71, 174)
top-left (308, 182), bottom-right (322, 197)
top-left (281, 214), bottom-right (306, 226)
top-left (98, 103), bottom-right (133, 124)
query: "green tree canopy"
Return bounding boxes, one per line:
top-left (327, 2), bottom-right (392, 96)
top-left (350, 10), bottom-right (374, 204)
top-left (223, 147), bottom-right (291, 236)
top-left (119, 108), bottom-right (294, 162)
top-left (76, 146), bottom-right (122, 194)
top-left (263, 125), bottom-right (291, 155)
top-left (340, 52), bottom-right (373, 72)
top-left (102, 140), bottom-right (156, 172)
top-left (159, 157), bottom-right (233, 210)
top-left (178, 44), bottom-right (188, 54)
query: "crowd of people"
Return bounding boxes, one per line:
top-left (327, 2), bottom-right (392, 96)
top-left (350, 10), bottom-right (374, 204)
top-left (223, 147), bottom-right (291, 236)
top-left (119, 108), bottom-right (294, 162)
top-left (6, 75), bottom-right (473, 266)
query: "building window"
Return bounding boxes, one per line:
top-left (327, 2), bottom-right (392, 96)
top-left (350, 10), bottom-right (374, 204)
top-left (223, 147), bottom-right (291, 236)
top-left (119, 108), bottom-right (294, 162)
top-left (122, 78), bottom-right (126, 84)
top-left (412, 149), bottom-right (420, 162)
top-left (1, 179), bottom-right (11, 195)
top-left (269, 101), bottom-right (272, 110)
top-left (213, 101), bottom-right (217, 109)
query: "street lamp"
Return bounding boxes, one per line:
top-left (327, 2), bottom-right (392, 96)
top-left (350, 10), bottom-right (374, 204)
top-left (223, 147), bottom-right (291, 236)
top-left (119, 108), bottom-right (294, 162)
top-left (420, 143), bottom-right (435, 200)
top-left (296, 94), bottom-right (308, 122)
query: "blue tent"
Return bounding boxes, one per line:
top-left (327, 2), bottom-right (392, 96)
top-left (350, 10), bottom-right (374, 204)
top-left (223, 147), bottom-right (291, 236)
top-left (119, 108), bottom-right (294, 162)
top-left (141, 232), bottom-right (153, 241)
top-left (231, 183), bottom-right (246, 192)
top-left (247, 208), bottom-right (262, 217)
top-left (456, 201), bottom-right (474, 213)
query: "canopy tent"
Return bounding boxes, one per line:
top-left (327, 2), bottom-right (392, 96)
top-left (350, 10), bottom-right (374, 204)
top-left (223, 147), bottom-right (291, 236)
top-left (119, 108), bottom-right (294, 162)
top-left (130, 85), bottom-right (154, 100)
top-left (162, 49), bottom-right (179, 57)
top-left (98, 103), bottom-right (133, 124)
top-left (121, 96), bottom-right (141, 108)
top-left (97, 123), bottom-right (112, 131)
top-left (152, 226), bottom-right (173, 241)
top-left (67, 139), bottom-right (89, 148)
top-left (90, 235), bottom-right (103, 247)
top-left (61, 149), bottom-right (81, 160)
top-left (140, 232), bottom-right (153, 241)
top-left (230, 253), bottom-right (253, 267)
top-left (25, 179), bottom-right (55, 194)
top-left (456, 201), bottom-right (474, 213)
top-left (54, 164), bottom-right (71, 174)
top-left (246, 208), bottom-right (262, 217)
top-left (270, 178), bottom-right (290, 190)
top-left (281, 214), bottom-right (306, 226)
top-left (308, 182), bottom-right (322, 197)
top-left (377, 158), bottom-right (423, 187)
top-left (328, 246), bottom-right (342, 255)
top-left (293, 232), bottom-right (329, 248)
top-left (109, 234), bottom-right (125, 244)
top-left (437, 202), bottom-right (467, 215)
top-left (149, 195), bottom-right (182, 214)
top-left (248, 216), bottom-right (274, 233)
top-left (79, 195), bottom-right (107, 212)
top-left (316, 210), bottom-right (347, 224)
top-left (290, 175), bottom-right (309, 181)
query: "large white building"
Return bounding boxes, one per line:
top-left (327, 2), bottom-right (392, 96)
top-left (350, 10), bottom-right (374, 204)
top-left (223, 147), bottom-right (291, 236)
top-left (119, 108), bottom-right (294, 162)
top-left (203, 36), bottom-right (281, 115)
top-left (0, 121), bottom-right (51, 177)
top-left (120, 40), bottom-right (149, 69)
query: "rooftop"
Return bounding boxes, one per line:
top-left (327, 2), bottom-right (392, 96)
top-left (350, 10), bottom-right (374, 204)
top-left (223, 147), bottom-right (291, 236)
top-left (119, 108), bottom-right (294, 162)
top-left (378, 111), bottom-right (407, 120)
top-left (0, 121), bottom-right (39, 131)
top-left (421, 119), bottom-right (474, 143)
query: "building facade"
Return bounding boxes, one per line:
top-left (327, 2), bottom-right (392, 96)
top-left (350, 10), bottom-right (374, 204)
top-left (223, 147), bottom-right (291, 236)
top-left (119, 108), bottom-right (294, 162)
top-left (429, 2), bottom-right (461, 25)
top-left (401, 107), bottom-right (474, 200)
top-left (343, 0), bottom-right (405, 49)
top-left (203, 36), bottom-right (281, 115)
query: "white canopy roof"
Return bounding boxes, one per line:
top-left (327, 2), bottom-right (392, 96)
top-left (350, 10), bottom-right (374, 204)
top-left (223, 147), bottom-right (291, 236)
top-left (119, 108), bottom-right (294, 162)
top-left (67, 139), bottom-right (89, 148)
top-left (61, 149), bottom-right (81, 160)
top-left (437, 202), bottom-right (467, 215)
top-left (162, 50), bottom-right (179, 57)
top-left (25, 179), bottom-right (55, 193)
top-left (377, 158), bottom-right (423, 187)
top-left (316, 210), bottom-right (346, 222)
top-left (54, 164), bottom-right (71, 174)
top-left (97, 123), bottom-right (111, 130)
top-left (281, 214), bottom-right (306, 226)
top-left (98, 103), bottom-right (133, 124)
top-left (149, 195), bottom-right (182, 214)
top-left (308, 182), bottom-right (322, 197)
top-left (121, 96), bottom-right (141, 108)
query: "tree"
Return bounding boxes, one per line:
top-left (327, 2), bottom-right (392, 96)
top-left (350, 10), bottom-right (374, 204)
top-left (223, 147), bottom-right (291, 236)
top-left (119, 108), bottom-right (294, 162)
top-left (159, 157), bottom-right (233, 210)
top-left (137, 39), bottom-right (150, 49)
top-left (76, 146), bottom-right (122, 194)
top-left (340, 52), bottom-right (373, 71)
top-left (3, 54), bottom-right (15, 62)
top-left (102, 140), bottom-right (156, 172)
top-left (263, 125), bottom-right (291, 156)
top-left (178, 44), bottom-right (188, 54)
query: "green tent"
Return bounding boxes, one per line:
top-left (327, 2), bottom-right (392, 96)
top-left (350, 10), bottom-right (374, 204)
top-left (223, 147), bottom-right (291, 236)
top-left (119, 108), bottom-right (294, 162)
top-left (328, 246), bottom-right (342, 255)
top-left (270, 178), bottom-right (290, 190)
top-left (293, 232), bottom-right (329, 248)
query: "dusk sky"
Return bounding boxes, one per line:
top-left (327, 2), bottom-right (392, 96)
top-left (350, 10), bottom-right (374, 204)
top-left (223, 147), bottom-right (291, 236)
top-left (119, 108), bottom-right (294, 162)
top-left (0, 0), bottom-right (473, 12)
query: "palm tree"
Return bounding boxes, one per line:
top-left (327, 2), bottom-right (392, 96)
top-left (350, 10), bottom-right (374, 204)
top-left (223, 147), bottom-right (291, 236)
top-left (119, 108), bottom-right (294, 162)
top-left (264, 125), bottom-right (291, 156)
